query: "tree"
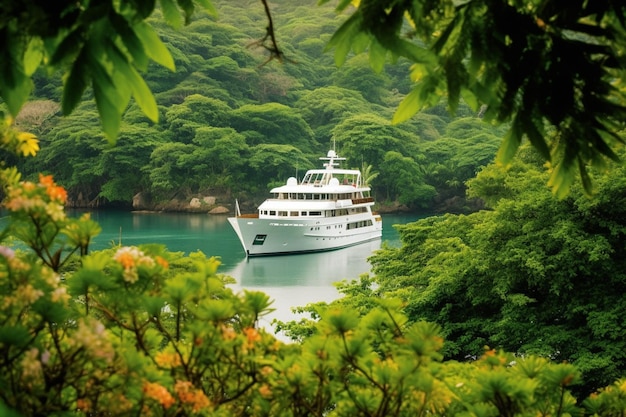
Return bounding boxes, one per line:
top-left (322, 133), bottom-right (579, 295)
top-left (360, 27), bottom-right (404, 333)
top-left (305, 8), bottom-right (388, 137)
top-left (323, 0), bottom-right (626, 195)
top-left (229, 103), bottom-right (318, 152)
top-left (0, 0), bottom-right (219, 141)
top-left (347, 148), bottom-right (626, 395)
top-left (246, 144), bottom-right (313, 189)
top-left (377, 151), bottom-right (436, 208)
top-left (332, 54), bottom-right (391, 104)
top-left (295, 86), bottom-right (373, 143)
top-left (331, 113), bottom-right (419, 170)
top-left (186, 126), bottom-right (249, 190)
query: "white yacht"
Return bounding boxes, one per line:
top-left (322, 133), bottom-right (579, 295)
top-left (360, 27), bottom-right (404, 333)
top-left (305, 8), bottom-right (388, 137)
top-left (228, 150), bottom-right (382, 256)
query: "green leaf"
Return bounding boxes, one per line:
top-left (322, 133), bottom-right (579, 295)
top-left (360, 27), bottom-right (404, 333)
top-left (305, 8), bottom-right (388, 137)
top-left (177, 0), bottom-right (195, 24)
top-left (578, 157), bottom-right (594, 196)
top-left (548, 159), bottom-right (575, 199)
top-left (194, 0), bottom-right (218, 17)
top-left (49, 28), bottom-right (84, 66)
top-left (134, 21), bottom-right (176, 71)
top-left (62, 52), bottom-right (89, 115)
top-left (497, 117), bottom-right (523, 165)
top-left (94, 82), bottom-right (122, 142)
top-left (107, 43), bottom-right (159, 122)
top-left (243, 290), bottom-right (275, 319)
top-left (23, 37), bottom-right (44, 76)
top-left (112, 16), bottom-right (149, 71)
top-left (159, 0), bottom-right (183, 28)
top-left (521, 112), bottom-right (550, 160)
top-left (0, 40), bottom-right (32, 116)
top-left (392, 77), bottom-right (440, 124)
top-left (0, 325), bottom-right (31, 347)
top-left (326, 13), bottom-right (361, 66)
top-left (368, 39), bottom-right (386, 73)
top-left (460, 87), bottom-right (479, 111)
top-left (393, 87), bottom-right (421, 124)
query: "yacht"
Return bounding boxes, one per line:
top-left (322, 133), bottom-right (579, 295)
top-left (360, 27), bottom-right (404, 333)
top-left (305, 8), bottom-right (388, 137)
top-left (228, 150), bottom-right (382, 256)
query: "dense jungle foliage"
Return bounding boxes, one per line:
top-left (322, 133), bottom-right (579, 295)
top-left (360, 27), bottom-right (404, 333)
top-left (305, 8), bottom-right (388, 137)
top-left (4, 0), bottom-right (504, 212)
top-left (279, 144), bottom-right (626, 398)
top-left (2, 0), bottom-right (626, 415)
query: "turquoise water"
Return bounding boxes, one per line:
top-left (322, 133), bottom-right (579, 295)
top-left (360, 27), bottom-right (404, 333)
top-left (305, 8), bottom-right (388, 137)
top-left (2, 210), bottom-right (426, 330)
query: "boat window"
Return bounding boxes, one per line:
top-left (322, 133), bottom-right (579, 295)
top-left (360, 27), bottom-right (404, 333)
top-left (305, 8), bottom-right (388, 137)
top-left (290, 211), bottom-right (299, 216)
top-left (309, 211), bottom-right (322, 216)
top-left (270, 211), bottom-right (276, 215)
top-left (253, 235), bottom-right (267, 245)
top-left (278, 211), bottom-right (288, 216)
top-left (301, 211), bottom-right (307, 216)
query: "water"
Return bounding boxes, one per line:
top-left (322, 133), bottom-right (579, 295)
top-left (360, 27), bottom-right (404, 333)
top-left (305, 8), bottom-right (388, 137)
top-left (4, 210), bottom-right (426, 332)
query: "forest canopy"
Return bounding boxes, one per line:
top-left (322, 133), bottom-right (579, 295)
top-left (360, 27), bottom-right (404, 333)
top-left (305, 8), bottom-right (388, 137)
top-left (2, 1), bottom-right (626, 415)
top-left (1, 0), bottom-right (626, 199)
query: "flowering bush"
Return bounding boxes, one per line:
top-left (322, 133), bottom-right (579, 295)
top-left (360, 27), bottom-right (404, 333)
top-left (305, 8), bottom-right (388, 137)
top-left (2, 126), bottom-right (626, 415)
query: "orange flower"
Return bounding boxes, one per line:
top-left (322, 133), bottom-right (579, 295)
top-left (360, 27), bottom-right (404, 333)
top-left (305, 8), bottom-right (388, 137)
top-left (76, 398), bottom-right (91, 412)
top-left (46, 185), bottom-right (67, 203)
top-left (220, 325), bottom-right (237, 341)
top-left (174, 380), bottom-right (211, 412)
top-left (155, 256), bottom-right (169, 269)
top-left (116, 252), bottom-right (135, 269)
top-left (258, 384), bottom-right (272, 398)
top-left (38, 174), bottom-right (54, 187)
top-left (244, 327), bottom-right (262, 347)
top-left (143, 381), bottom-right (175, 409)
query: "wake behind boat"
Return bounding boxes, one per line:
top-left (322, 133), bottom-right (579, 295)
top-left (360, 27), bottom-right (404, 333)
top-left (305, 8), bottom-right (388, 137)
top-left (228, 149), bottom-right (382, 256)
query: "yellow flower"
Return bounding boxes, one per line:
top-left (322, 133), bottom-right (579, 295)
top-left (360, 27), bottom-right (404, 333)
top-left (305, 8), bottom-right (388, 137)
top-left (155, 351), bottom-right (182, 368)
top-left (17, 132), bottom-right (39, 156)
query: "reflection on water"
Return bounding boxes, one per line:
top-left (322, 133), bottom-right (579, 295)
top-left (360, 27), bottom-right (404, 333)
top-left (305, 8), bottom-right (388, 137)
top-left (225, 239), bottom-right (382, 332)
top-left (226, 239), bottom-right (381, 287)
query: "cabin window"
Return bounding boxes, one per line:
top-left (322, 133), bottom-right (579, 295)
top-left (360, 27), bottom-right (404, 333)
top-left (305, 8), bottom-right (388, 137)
top-left (278, 211), bottom-right (288, 216)
top-left (346, 219), bottom-right (374, 230)
top-left (253, 235), bottom-right (267, 245)
top-left (269, 211), bottom-right (276, 215)
top-left (290, 211), bottom-right (299, 216)
top-left (309, 211), bottom-right (322, 216)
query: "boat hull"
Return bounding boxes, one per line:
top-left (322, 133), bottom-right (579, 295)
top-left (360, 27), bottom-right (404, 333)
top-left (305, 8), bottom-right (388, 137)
top-left (228, 215), bottom-right (382, 256)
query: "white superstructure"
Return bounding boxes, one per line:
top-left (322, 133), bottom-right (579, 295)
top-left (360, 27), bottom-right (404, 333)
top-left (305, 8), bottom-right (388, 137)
top-left (228, 150), bottom-right (382, 256)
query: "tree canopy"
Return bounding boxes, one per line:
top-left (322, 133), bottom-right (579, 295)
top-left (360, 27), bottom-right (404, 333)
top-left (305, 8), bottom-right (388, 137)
top-left (2, 0), bottom-right (626, 196)
top-left (302, 145), bottom-right (626, 396)
top-left (324, 0), bottom-right (626, 195)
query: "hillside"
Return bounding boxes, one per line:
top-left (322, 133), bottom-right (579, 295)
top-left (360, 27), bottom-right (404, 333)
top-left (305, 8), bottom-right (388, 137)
top-left (9, 0), bottom-right (504, 213)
